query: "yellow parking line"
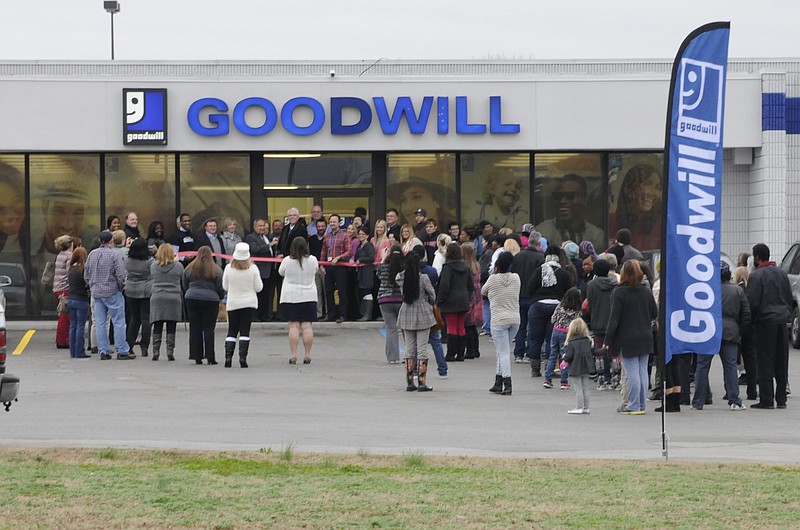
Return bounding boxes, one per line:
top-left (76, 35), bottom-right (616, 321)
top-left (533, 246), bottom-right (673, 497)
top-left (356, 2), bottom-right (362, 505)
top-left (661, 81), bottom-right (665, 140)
top-left (12, 329), bottom-right (36, 355)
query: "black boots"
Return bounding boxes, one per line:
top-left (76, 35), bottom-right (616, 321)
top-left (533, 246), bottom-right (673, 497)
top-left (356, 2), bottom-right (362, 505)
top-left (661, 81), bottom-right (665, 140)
top-left (530, 357), bottom-right (542, 377)
top-left (224, 340), bottom-right (235, 368)
top-left (358, 297), bottom-right (373, 321)
top-left (405, 358), bottom-right (417, 391)
top-left (417, 359), bottom-right (432, 392)
top-left (489, 375), bottom-right (503, 393)
top-left (655, 393), bottom-right (681, 413)
top-left (445, 335), bottom-right (457, 362)
top-left (151, 332), bottom-right (162, 361)
top-left (239, 340), bottom-right (250, 368)
top-left (501, 377), bottom-right (512, 395)
top-left (165, 333), bottom-right (176, 361)
top-left (455, 335), bottom-right (465, 362)
top-left (465, 327), bottom-right (480, 359)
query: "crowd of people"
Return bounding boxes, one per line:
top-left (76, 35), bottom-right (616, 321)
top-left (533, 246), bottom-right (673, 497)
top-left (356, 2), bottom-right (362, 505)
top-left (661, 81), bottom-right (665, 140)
top-left (47, 205), bottom-right (792, 413)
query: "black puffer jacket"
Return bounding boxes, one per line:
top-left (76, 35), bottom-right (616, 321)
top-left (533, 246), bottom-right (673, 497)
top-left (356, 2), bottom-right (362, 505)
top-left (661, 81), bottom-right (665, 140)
top-left (437, 260), bottom-right (474, 313)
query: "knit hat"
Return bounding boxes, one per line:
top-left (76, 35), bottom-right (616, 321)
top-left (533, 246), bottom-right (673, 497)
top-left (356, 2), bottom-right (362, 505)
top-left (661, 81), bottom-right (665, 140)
top-left (232, 242), bottom-right (251, 261)
top-left (521, 223), bottom-right (535, 234)
top-left (720, 260), bottom-right (730, 276)
top-left (563, 241), bottom-right (579, 260)
top-left (579, 240), bottom-right (597, 259)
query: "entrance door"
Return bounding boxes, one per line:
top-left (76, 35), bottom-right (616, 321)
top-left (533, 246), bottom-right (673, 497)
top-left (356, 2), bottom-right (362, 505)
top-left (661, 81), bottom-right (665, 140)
top-left (266, 194), bottom-right (372, 231)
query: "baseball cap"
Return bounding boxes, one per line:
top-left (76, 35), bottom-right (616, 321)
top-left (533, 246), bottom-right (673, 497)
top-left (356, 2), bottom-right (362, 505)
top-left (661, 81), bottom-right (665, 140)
top-left (414, 208), bottom-right (427, 217)
top-left (99, 230), bottom-right (113, 243)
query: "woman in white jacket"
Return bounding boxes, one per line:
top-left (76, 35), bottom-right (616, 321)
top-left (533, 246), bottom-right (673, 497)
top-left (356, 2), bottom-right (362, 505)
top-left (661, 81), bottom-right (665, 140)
top-left (222, 242), bottom-right (263, 368)
top-left (279, 237), bottom-right (320, 364)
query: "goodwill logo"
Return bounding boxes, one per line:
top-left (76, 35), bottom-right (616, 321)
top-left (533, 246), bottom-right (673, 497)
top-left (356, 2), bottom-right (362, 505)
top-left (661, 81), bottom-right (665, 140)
top-left (677, 58), bottom-right (723, 144)
top-left (123, 89), bottom-right (168, 146)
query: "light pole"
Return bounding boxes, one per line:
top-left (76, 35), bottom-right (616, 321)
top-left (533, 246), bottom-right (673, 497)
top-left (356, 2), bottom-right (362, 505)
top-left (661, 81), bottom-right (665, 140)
top-left (103, 1), bottom-right (121, 60)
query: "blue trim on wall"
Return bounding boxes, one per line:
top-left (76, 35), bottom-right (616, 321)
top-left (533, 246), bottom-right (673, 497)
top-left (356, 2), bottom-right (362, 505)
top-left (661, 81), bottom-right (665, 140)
top-left (761, 92), bottom-right (800, 133)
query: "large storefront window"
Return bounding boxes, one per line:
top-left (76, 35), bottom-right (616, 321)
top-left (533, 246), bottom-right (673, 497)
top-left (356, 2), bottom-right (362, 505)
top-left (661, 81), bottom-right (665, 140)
top-left (30, 154), bottom-right (101, 316)
top-left (608, 153), bottom-right (663, 252)
top-left (180, 154), bottom-right (250, 237)
top-left (0, 155), bottom-right (28, 318)
top-left (533, 153), bottom-right (605, 250)
top-left (387, 154), bottom-right (456, 227)
top-left (460, 153), bottom-right (530, 231)
top-left (106, 154), bottom-right (176, 240)
top-left (263, 153), bottom-right (372, 190)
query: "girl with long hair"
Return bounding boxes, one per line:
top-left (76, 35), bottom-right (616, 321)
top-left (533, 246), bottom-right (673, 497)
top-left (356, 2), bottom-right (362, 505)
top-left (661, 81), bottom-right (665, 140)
top-left (53, 235), bottom-right (74, 348)
top-left (562, 317), bottom-right (594, 414)
top-left (437, 243), bottom-right (473, 362)
top-left (279, 236), bottom-right (320, 364)
top-left (125, 238), bottom-right (154, 357)
top-left (460, 242), bottom-right (483, 359)
top-left (397, 251), bottom-right (437, 391)
top-left (545, 287), bottom-right (583, 390)
top-left (377, 243), bottom-right (405, 363)
top-left (150, 243), bottom-right (184, 361)
top-left (482, 251), bottom-right (519, 395)
top-left (604, 259), bottom-right (658, 414)
top-left (182, 246), bottom-right (225, 365)
top-left (66, 246), bottom-right (90, 359)
top-left (371, 219), bottom-right (393, 265)
top-left (222, 242), bottom-right (263, 368)
top-left (399, 223), bottom-right (422, 256)
top-left (432, 233), bottom-right (452, 275)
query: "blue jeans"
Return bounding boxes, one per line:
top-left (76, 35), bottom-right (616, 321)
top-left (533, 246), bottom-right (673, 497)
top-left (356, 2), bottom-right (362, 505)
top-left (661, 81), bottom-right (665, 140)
top-left (67, 299), bottom-right (90, 358)
top-left (546, 328), bottom-right (569, 383)
top-left (621, 354), bottom-right (648, 412)
top-left (481, 297), bottom-right (491, 334)
top-left (513, 298), bottom-right (532, 359)
top-left (492, 323), bottom-right (519, 378)
top-left (429, 329), bottom-right (448, 376)
top-left (526, 302), bottom-right (556, 363)
top-left (94, 291), bottom-right (129, 355)
top-left (692, 353), bottom-right (715, 409)
top-left (720, 341), bottom-right (742, 406)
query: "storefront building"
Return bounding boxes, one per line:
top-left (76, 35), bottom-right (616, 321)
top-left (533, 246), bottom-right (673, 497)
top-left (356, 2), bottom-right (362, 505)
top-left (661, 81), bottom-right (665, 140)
top-left (0, 59), bottom-right (796, 318)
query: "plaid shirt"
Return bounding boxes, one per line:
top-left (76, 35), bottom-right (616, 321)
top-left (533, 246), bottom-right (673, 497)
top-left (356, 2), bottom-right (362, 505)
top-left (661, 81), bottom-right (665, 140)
top-left (84, 245), bottom-right (127, 298)
top-left (321, 228), bottom-right (351, 262)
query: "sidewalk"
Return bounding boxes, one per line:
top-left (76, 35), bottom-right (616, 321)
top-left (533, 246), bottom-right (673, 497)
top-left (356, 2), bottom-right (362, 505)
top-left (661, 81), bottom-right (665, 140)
top-left (2, 324), bottom-right (798, 463)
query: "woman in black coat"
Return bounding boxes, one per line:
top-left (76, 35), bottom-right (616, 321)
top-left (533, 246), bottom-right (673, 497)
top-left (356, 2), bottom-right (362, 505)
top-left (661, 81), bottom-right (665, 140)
top-left (437, 243), bottom-right (474, 362)
top-left (604, 259), bottom-right (658, 414)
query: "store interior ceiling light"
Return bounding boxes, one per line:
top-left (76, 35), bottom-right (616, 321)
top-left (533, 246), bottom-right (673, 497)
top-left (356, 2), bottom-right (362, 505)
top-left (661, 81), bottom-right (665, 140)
top-left (263, 153), bottom-right (320, 158)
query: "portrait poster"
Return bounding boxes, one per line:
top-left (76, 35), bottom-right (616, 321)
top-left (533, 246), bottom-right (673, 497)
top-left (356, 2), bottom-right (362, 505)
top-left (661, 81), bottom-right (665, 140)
top-left (460, 153), bottom-right (530, 231)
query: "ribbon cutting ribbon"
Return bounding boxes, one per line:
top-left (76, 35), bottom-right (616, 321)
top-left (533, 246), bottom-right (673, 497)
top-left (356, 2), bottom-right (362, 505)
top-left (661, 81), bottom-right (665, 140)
top-left (176, 251), bottom-right (364, 268)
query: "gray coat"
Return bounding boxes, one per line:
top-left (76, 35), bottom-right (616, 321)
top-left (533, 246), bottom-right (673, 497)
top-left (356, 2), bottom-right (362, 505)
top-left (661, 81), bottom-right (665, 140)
top-left (124, 257), bottom-right (154, 299)
top-left (397, 271), bottom-right (437, 330)
top-left (150, 261), bottom-right (184, 322)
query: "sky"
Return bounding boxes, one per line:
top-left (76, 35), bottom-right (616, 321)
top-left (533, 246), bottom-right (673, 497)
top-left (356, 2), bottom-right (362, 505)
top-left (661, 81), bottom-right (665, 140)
top-left (0, 0), bottom-right (797, 61)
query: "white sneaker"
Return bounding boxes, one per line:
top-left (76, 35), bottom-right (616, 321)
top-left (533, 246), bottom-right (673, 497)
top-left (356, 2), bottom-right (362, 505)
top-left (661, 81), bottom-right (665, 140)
top-left (730, 403), bottom-right (746, 411)
top-left (567, 408), bottom-right (584, 414)
top-left (438, 374), bottom-right (448, 379)
top-left (582, 408), bottom-right (590, 414)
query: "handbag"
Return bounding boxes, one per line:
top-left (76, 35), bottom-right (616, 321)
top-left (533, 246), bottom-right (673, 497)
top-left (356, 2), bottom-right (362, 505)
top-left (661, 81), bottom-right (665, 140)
top-left (57, 294), bottom-right (69, 314)
top-left (41, 260), bottom-right (56, 287)
top-left (431, 304), bottom-right (444, 333)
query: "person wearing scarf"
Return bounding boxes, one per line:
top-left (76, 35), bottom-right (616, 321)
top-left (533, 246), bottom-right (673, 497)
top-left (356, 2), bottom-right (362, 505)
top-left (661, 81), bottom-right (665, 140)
top-left (525, 246), bottom-right (573, 377)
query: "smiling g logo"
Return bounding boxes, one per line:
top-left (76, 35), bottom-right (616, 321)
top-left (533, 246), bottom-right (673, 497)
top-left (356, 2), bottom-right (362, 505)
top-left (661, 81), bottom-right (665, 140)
top-left (123, 88), bottom-right (168, 146)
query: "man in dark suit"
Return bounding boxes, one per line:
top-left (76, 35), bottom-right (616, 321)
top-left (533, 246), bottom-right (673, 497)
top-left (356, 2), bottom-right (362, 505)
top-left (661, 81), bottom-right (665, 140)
top-left (245, 218), bottom-right (277, 321)
top-left (277, 207), bottom-right (307, 257)
top-left (194, 218), bottom-right (226, 268)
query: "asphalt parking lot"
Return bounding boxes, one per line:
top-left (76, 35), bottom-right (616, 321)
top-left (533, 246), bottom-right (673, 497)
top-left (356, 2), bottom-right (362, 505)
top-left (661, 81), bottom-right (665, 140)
top-left (2, 321), bottom-right (798, 463)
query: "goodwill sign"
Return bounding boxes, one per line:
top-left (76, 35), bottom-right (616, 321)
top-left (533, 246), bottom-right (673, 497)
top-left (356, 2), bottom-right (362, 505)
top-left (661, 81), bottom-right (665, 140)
top-left (663, 22), bottom-right (730, 362)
